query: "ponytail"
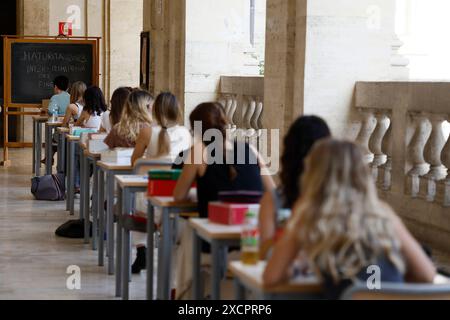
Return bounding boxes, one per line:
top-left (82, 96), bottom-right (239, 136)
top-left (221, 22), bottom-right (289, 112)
top-left (156, 126), bottom-right (171, 158)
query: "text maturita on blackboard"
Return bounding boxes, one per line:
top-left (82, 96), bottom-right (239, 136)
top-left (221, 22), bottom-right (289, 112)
top-left (21, 51), bottom-right (88, 63)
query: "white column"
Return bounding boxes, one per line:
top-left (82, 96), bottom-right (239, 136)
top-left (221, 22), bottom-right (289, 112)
top-left (355, 109), bottom-right (377, 163)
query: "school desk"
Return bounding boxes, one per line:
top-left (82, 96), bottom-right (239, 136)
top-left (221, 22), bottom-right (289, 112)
top-left (229, 261), bottom-right (322, 300)
top-left (66, 135), bottom-right (80, 216)
top-left (96, 161), bottom-right (133, 275)
top-left (115, 175), bottom-right (148, 299)
top-left (146, 194), bottom-right (198, 300)
top-left (189, 218), bottom-right (242, 300)
top-left (44, 120), bottom-right (63, 175)
top-left (32, 116), bottom-right (48, 176)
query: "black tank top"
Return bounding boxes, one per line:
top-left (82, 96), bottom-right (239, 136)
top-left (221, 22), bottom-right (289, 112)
top-left (196, 141), bottom-right (264, 219)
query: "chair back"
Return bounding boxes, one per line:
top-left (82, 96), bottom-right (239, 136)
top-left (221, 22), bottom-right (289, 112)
top-left (341, 281), bottom-right (450, 300)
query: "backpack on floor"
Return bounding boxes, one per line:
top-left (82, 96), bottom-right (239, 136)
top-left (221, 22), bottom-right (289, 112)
top-left (55, 219), bottom-right (92, 239)
top-left (31, 173), bottom-right (66, 201)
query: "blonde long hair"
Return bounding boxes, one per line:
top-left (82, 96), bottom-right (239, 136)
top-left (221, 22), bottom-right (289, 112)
top-left (70, 81), bottom-right (87, 105)
top-left (116, 90), bottom-right (153, 142)
top-left (290, 139), bottom-right (405, 283)
top-left (153, 92), bottom-right (181, 157)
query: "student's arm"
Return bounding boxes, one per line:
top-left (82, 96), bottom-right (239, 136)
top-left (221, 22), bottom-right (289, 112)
top-left (263, 227), bottom-right (300, 286)
top-left (98, 126), bottom-right (107, 133)
top-left (259, 191), bottom-right (277, 259)
top-left (62, 104), bottom-right (77, 127)
top-left (390, 213), bottom-right (436, 283)
top-left (74, 111), bottom-right (88, 127)
top-left (131, 126), bottom-right (152, 166)
top-left (249, 144), bottom-right (276, 191)
top-left (173, 147), bottom-right (199, 202)
top-left (103, 129), bottom-right (116, 149)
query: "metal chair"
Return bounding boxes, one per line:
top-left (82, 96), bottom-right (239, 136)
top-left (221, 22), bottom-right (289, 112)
top-left (341, 281), bottom-right (450, 300)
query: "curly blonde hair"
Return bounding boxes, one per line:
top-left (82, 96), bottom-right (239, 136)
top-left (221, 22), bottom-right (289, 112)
top-left (289, 139), bottom-right (405, 283)
top-left (116, 89), bottom-right (153, 143)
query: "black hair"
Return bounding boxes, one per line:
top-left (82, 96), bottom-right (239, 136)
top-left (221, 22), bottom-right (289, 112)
top-left (280, 116), bottom-right (331, 208)
top-left (83, 86), bottom-right (107, 116)
top-left (53, 75), bottom-right (69, 91)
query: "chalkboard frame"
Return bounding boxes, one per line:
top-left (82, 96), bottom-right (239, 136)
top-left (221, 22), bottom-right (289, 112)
top-left (1, 35), bottom-right (100, 166)
top-left (3, 36), bottom-right (100, 108)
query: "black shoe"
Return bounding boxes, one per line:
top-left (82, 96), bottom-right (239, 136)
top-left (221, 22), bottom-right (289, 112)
top-left (131, 246), bottom-right (147, 274)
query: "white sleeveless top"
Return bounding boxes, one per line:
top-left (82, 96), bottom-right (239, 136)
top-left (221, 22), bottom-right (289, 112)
top-left (101, 111), bottom-right (112, 133)
top-left (146, 125), bottom-right (191, 161)
top-left (83, 114), bottom-right (102, 130)
top-left (75, 102), bottom-right (84, 120)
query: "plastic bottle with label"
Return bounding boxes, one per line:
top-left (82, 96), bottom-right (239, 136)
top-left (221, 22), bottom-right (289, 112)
top-left (241, 210), bottom-right (260, 265)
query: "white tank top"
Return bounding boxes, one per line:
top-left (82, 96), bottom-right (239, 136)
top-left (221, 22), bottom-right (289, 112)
top-left (146, 125), bottom-right (192, 161)
top-left (83, 114), bottom-right (102, 130)
top-left (75, 102), bottom-right (84, 119)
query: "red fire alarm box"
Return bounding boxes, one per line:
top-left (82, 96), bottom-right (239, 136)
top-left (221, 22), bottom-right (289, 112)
top-left (59, 22), bottom-right (73, 36)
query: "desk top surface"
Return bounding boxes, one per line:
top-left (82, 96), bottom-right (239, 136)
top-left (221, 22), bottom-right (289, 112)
top-left (229, 261), bottom-right (322, 294)
top-left (46, 121), bottom-right (64, 127)
top-left (84, 149), bottom-right (101, 158)
top-left (190, 218), bottom-right (242, 240)
top-left (116, 175), bottom-right (148, 188)
top-left (57, 127), bottom-right (70, 133)
top-left (32, 116), bottom-right (49, 122)
top-left (148, 192), bottom-right (198, 209)
top-left (67, 135), bottom-right (80, 142)
top-left (97, 160), bottom-right (133, 171)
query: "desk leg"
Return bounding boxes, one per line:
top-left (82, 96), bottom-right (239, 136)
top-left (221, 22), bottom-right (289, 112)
top-left (211, 240), bottom-right (222, 300)
top-left (107, 171), bottom-right (115, 275)
top-left (157, 208), bottom-right (172, 300)
top-left (65, 137), bottom-right (69, 211)
top-left (146, 202), bottom-right (155, 300)
top-left (79, 148), bottom-right (85, 221)
top-left (121, 188), bottom-right (132, 300)
top-left (32, 120), bottom-right (36, 174)
top-left (192, 230), bottom-right (202, 300)
top-left (45, 126), bottom-right (52, 175)
top-left (234, 278), bottom-right (246, 300)
top-left (92, 162), bottom-right (98, 251)
top-left (36, 123), bottom-right (42, 177)
top-left (83, 156), bottom-right (91, 244)
top-left (98, 169), bottom-right (105, 267)
top-left (68, 141), bottom-right (75, 215)
top-left (116, 185), bottom-right (124, 298)
top-left (56, 132), bottom-right (61, 173)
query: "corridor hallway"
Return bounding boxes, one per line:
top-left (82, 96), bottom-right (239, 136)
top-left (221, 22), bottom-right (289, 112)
top-left (0, 149), bottom-right (146, 300)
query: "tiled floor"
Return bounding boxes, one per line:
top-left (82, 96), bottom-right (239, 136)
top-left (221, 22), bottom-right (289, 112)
top-left (0, 149), bottom-right (146, 300)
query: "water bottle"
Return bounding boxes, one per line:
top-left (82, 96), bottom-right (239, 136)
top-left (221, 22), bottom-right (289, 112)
top-left (51, 105), bottom-right (58, 123)
top-left (241, 210), bottom-right (260, 265)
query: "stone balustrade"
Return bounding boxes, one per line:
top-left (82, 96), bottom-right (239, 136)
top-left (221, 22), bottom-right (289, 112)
top-left (218, 76), bottom-right (265, 148)
top-left (355, 81), bottom-right (450, 253)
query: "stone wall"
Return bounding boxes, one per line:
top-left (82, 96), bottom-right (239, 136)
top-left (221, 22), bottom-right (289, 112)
top-left (264, 0), bottom-right (398, 139)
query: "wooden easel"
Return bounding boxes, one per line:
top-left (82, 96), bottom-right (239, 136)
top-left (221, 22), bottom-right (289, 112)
top-left (1, 35), bottom-right (100, 167)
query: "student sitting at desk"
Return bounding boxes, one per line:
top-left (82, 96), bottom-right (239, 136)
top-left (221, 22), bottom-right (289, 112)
top-left (73, 86), bottom-right (107, 192)
top-left (61, 81), bottom-right (87, 126)
top-left (259, 116), bottom-right (331, 258)
top-left (40, 75), bottom-right (71, 164)
top-left (130, 92), bottom-right (192, 274)
top-left (45, 75), bottom-right (70, 116)
top-left (263, 139), bottom-right (436, 299)
top-left (99, 87), bottom-right (132, 134)
top-left (74, 86), bottom-right (106, 129)
top-left (104, 89), bottom-right (153, 148)
top-left (173, 102), bottom-right (275, 299)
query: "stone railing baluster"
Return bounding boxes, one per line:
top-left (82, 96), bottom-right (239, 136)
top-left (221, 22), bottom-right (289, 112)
top-left (369, 111), bottom-right (390, 182)
top-left (407, 112), bottom-right (432, 198)
top-left (424, 114), bottom-right (448, 202)
top-left (355, 109), bottom-right (377, 163)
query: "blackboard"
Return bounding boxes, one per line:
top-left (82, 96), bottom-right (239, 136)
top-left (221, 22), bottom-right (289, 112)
top-left (10, 42), bottom-right (94, 104)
